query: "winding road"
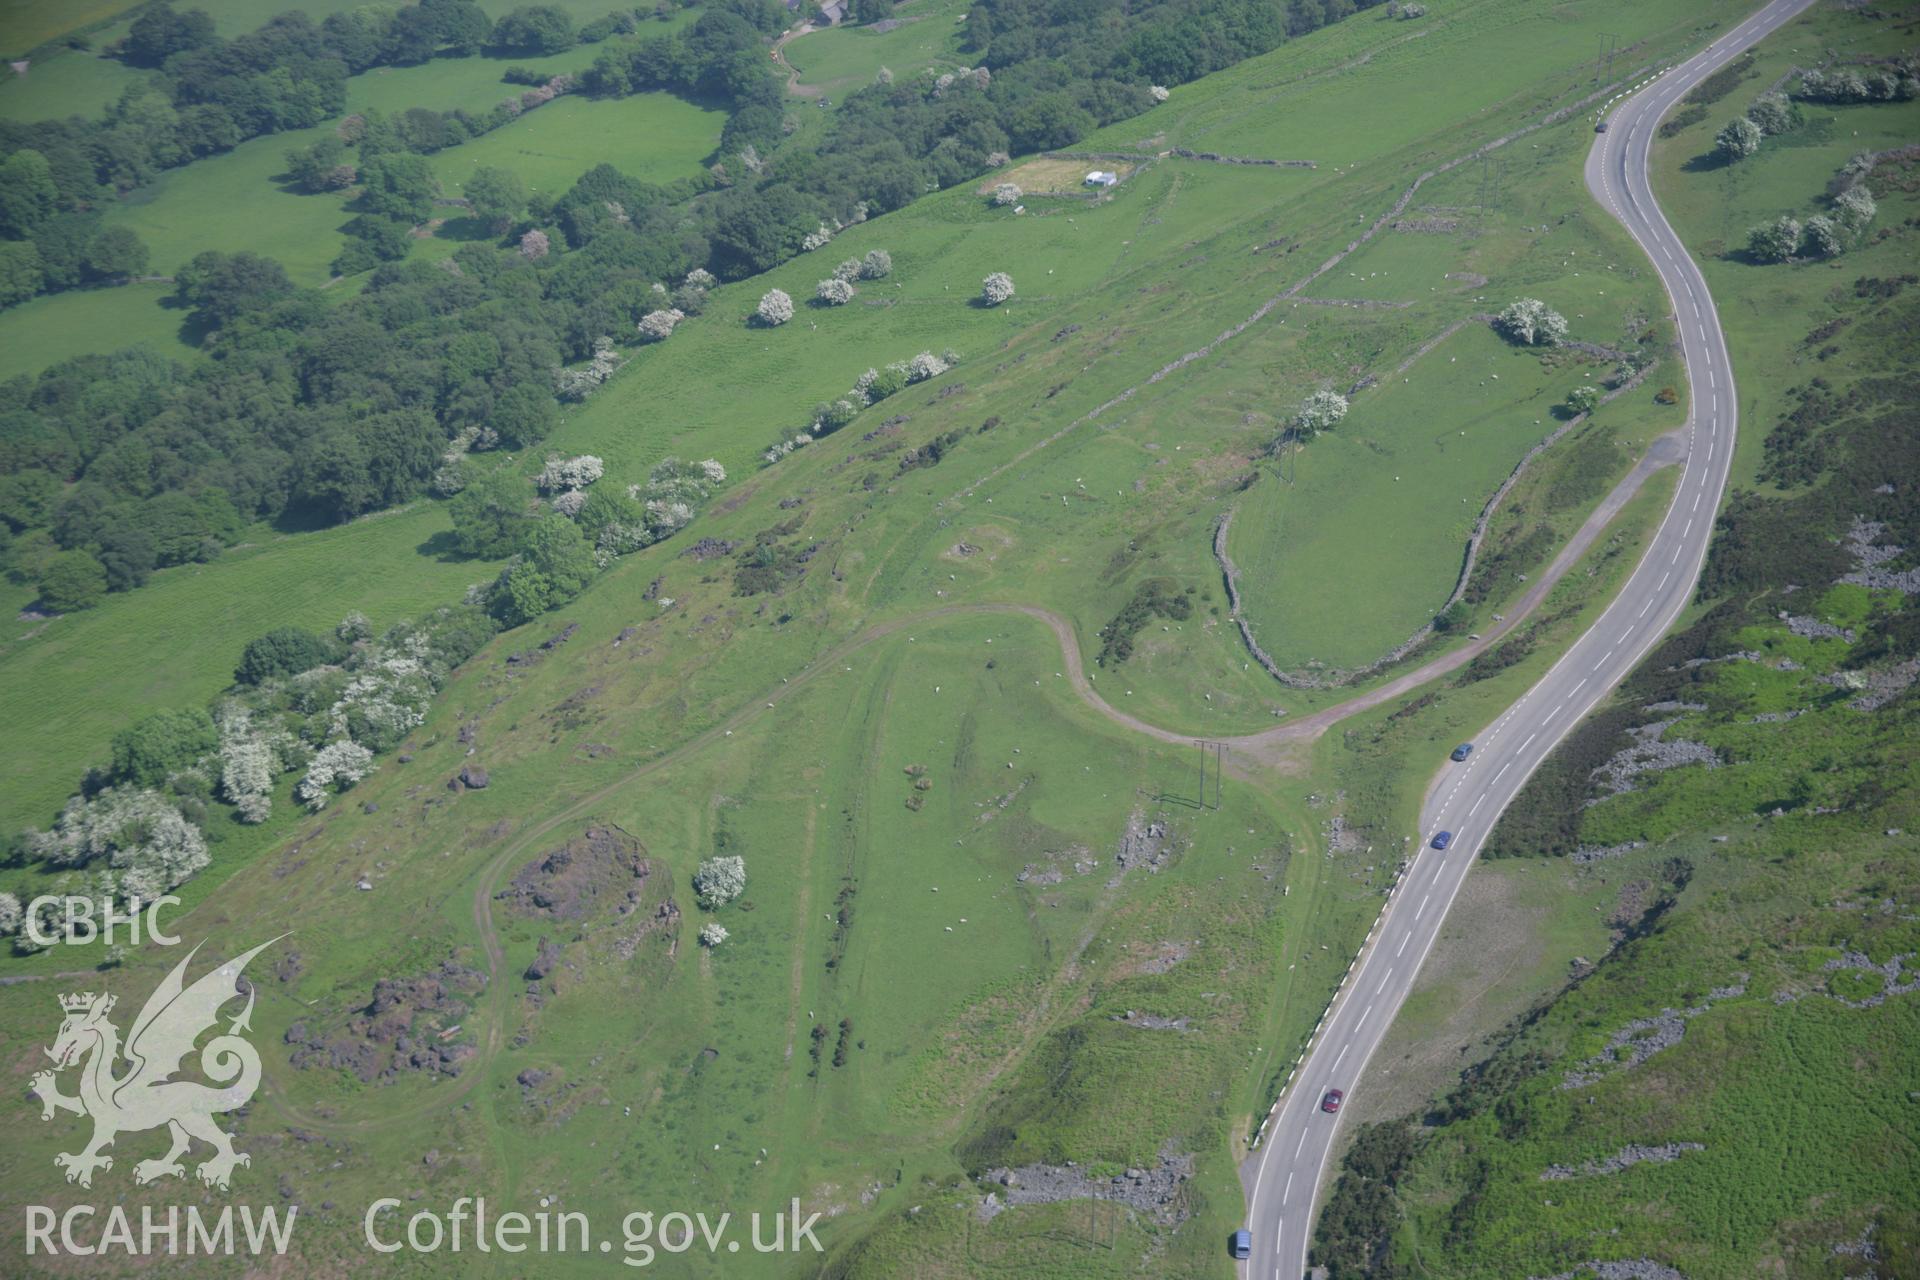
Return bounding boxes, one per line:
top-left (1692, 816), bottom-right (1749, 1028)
top-left (1239, 1), bottom-right (1814, 1275)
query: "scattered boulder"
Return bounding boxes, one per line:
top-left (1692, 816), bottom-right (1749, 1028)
top-left (980, 1151), bottom-right (1194, 1225)
top-left (1540, 1142), bottom-right (1704, 1181)
top-left (1109, 811), bottom-right (1178, 884)
top-left (497, 826), bottom-right (653, 921)
top-left (525, 937), bottom-right (563, 981)
top-left (287, 958), bottom-right (485, 1084)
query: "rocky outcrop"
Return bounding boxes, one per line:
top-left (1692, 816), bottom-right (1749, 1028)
top-left (983, 1151), bottom-right (1194, 1225)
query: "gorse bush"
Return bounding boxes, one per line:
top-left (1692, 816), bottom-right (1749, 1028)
top-left (1097, 578), bottom-right (1195, 666)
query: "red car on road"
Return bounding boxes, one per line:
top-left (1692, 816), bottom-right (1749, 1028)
top-left (1321, 1088), bottom-right (1344, 1113)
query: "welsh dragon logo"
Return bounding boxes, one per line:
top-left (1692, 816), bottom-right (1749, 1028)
top-left (29, 938), bottom-right (281, 1191)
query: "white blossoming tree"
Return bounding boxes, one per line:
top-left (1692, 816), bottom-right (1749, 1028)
top-left (1148, 84), bottom-right (1169, 102)
top-left (992, 183), bottom-right (1021, 207)
top-left (297, 741), bottom-right (375, 810)
top-left (1798, 215), bottom-right (1843, 258)
top-left (833, 257), bottom-right (862, 282)
top-left (537, 454), bottom-right (605, 492)
top-left (693, 855), bottom-right (746, 908)
top-left (981, 271), bottom-right (1015, 306)
top-left (1714, 116), bottom-right (1762, 162)
top-left (1747, 216), bottom-right (1802, 263)
top-left (757, 288), bottom-right (795, 326)
top-left (859, 249), bottom-right (892, 279)
top-left (1294, 389), bottom-right (1349, 439)
top-left (0, 892), bottom-right (20, 936)
top-left (25, 789), bottom-right (211, 899)
top-left (553, 338), bottom-right (620, 401)
top-left (519, 228), bottom-right (550, 259)
top-left (646, 498), bottom-right (695, 533)
top-left (1494, 298), bottom-right (1568, 347)
top-left (1834, 185), bottom-right (1876, 233)
top-left (637, 308), bottom-right (684, 342)
top-left (906, 351), bottom-right (950, 382)
top-left (817, 277), bottom-right (856, 305)
top-left (218, 720), bottom-right (278, 822)
top-left (698, 922), bottom-right (729, 947)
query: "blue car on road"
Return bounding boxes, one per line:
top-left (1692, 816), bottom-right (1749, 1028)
top-left (1450, 742), bottom-right (1474, 762)
top-left (1430, 831), bottom-right (1454, 851)
top-left (1230, 1228), bottom-right (1252, 1259)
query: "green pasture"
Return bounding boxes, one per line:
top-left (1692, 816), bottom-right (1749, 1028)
top-left (0, 45), bottom-right (141, 120)
top-left (1226, 323), bottom-right (1587, 670)
top-left (95, 73), bottom-right (720, 286)
top-left (427, 88), bottom-right (723, 202)
top-left (0, 0), bottom-right (144, 57)
top-left (782, 0), bottom-right (971, 99)
top-left (1115, 0), bottom-right (1754, 165)
top-left (0, 280), bottom-right (194, 380)
top-left (95, 117), bottom-right (353, 282)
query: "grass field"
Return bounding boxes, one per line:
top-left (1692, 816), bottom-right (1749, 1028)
top-left (428, 89), bottom-right (724, 200)
top-left (1227, 323), bottom-right (1598, 671)
top-left (0, 0), bottom-right (145, 57)
top-left (0, 280), bottom-right (196, 380)
top-left (96, 84), bottom-right (720, 287)
top-left (0, 45), bottom-right (142, 120)
top-left (782, 0), bottom-right (971, 100)
top-left (93, 118), bottom-right (359, 282)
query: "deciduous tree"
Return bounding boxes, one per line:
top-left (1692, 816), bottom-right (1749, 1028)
top-left (757, 287), bottom-right (795, 325)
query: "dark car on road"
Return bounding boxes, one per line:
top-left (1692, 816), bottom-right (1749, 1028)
top-left (1595, 119), bottom-right (1610, 132)
top-left (1430, 831), bottom-right (1454, 851)
top-left (1230, 1228), bottom-right (1252, 1259)
top-left (1450, 742), bottom-right (1474, 762)
top-left (1321, 1088), bottom-right (1344, 1113)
